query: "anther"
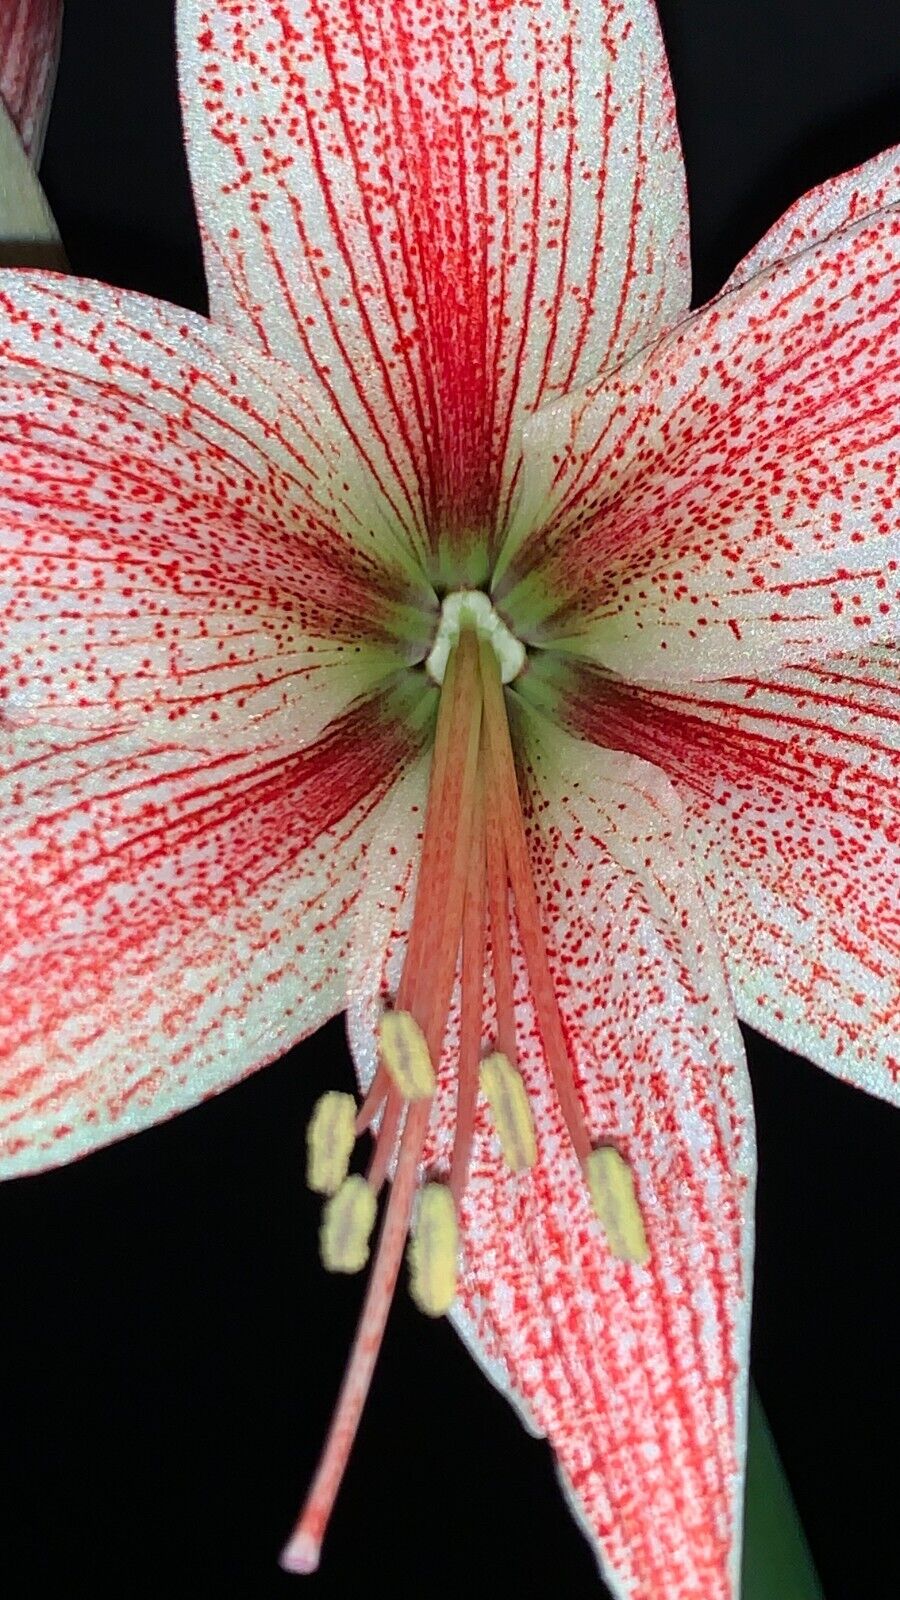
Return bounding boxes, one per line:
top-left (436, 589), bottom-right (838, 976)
top-left (306, 1091), bottom-right (357, 1195)
top-left (479, 1052), bottom-right (537, 1173)
top-left (407, 1182), bottom-right (459, 1316)
top-left (320, 1175), bottom-right (378, 1273)
top-left (583, 1147), bottom-right (650, 1264)
top-left (379, 1009), bottom-right (437, 1100)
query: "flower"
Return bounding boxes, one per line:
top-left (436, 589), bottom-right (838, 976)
top-left (0, 0), bottom-right (63, 162)
top-left (0, 0), bottom-right (63, 256)
top-left (0, 3), bottom-right (897, 1598)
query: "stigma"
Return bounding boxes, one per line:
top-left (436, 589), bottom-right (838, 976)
top-left (280, 622), bottom-right (648, 1576)
top-left (425, 588), bottom-right (525, 685)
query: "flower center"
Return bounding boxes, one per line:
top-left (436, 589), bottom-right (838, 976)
top-left (425, 588), bottom-right (525, 685)
top-left (281, 623), bottom-right (648, 1575)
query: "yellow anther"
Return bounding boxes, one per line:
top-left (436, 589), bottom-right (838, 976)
top-left (407, 1183), bottom-right (458, 1316)
top-left (479, 1052), bottom-right (537, 1173)
top-left (306, 1090), bottom-right (357, 1195)
top-left (379, 1009), bottom-right (436, 1100)
top-left (583, 1147), bottom-right (650, 1264)
top-left (319, 1175), bottom-right (377, 1274)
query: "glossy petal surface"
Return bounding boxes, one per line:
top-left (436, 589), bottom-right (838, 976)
top-left (726, 142), bottom-right (900, 290)
top-left (0, 0), bottom-right (62, 160)
top-left (0, 697), bottom-right (423, 1178)
top-left (0, 270), bottom-right (436, 1176)
top-left (565, 652), bottom-right (900, 1102)
top-left (179, 0), bottom-right (689, 575)
top-left (347, 717), bottom-right (754, 1600)
top-left (0, 274), bottom-right (426, 746)
top-left (502, 205), bottom-right (899, 677)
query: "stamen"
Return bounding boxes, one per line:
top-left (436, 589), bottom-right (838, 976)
top-left (479, 640), bottom-right (594, 1164)
top-left (399, 629), bottom-right (481, 1016)
top-left (407, 1182), bottom-right (459, 1316)
top-left (365, 1085), bottom-right (403, 1195)
top-left (306, 1091), bottom-right (357, 1195)
top-left (319, 1175), bottom-right (378, 1274)
top-left (379, 1010), bottom-right (437, 1100)
top-left (282, 1098), bottom-right (431, 1575)
top-left (449, 770), bottom-right (486, 1202)
top-left (287, 612), bottom-right (612, 1574)
top-left (479, 1052), bottom-right (537, 1173)
top-left (583, 1147), bottom-right (650, 1264)
top-left (284, 632), bottom-right (486, 1572)
top-left (407, 640), bottom-right (482, 1055)
top-left (485, 790), bottom-right (518, 1065)
top-left (355, 1065), bottom-right (388, 1136)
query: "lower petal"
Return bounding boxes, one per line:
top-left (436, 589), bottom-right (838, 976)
top-left (346, 709), bottom-right (755, 1600)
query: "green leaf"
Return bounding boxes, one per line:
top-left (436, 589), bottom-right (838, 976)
top-left (742, 1382), bottom-right (825, 1599)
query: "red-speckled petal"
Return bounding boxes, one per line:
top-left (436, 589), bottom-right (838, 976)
top-left (0, 273), bottom-right (431, 745)
top-left (0, 696), bottom-right (426, 1178)
top-left (178, 0), bottom-right (689, 573)
top-left (0, 0), bottom-right (62, 161)
top-left (726, 143), bottom-right (900, 291)
top-left (501, 203), bottom-right (900, 677)
top-left (347, 719), bottom-right (754, 1600)
top-left (563, 650), bottom-right (900, 1101)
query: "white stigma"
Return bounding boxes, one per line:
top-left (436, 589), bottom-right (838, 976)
top-left (425, 590), bottom-right (526, 685)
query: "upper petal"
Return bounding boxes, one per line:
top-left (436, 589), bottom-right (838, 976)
top-left (178, 0), bottom-right (690, 576)
top-left (346, 711), bottom-right (754, 1600)
top-left (0, 273), bottom-right (431, 746)
top-left (0, 0), bottom-right (62, 161)
top-left (0, 692), bottom-right (426, 1178)
top-left (562, 650), bottom-right (900, 1102)
top-left (500, 200), bottom-right (900, 680)
top-left (726, 143), bottom-right (900, 291)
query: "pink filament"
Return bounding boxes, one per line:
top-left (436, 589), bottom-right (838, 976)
top-left (283, 634), bottom-right (482, 1568)
top-left (479, 642), bottom-right (592, 1163)
top-left (284, 626), bottom-right (594, 1572)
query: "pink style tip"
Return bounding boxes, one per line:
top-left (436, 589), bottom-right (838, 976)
top-left (279, 1530), bottom-right (321, 1575)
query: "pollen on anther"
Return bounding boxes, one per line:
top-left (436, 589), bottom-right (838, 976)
top-left (379, 1009), bottom-right (436, 1100)
top-left (479, 1052), bottom-right (537, 1173)
top-left (306, 1091), bottom-right (357, 1195)
top-left (407, 1182), bottom-right (459, 1316)
top-left (583, 1147), bottom-right (650, 1264)
top-left (320, 1175), bottom-right (377, 1274)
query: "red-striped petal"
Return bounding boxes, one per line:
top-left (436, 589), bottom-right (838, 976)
top-left (501, 202), bottom-right (900, 678)
top-left (347, 718), bottom-right (754, 1600)
top-left (179, 0), bottom-right (689, 576)
top-left (0, 273), bottom-right (430, 745)
top-left (726, 143), bottom-right (900, 291)
top-left (0, 696), bottom-right (424, 1178)
top-left (0, 0), bottom-right (61, 161)
top-left (564, 651), bottom-right (900, 1101)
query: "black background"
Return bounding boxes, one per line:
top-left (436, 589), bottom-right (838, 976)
top-left (2, 3), bottom-right (899, 1597)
